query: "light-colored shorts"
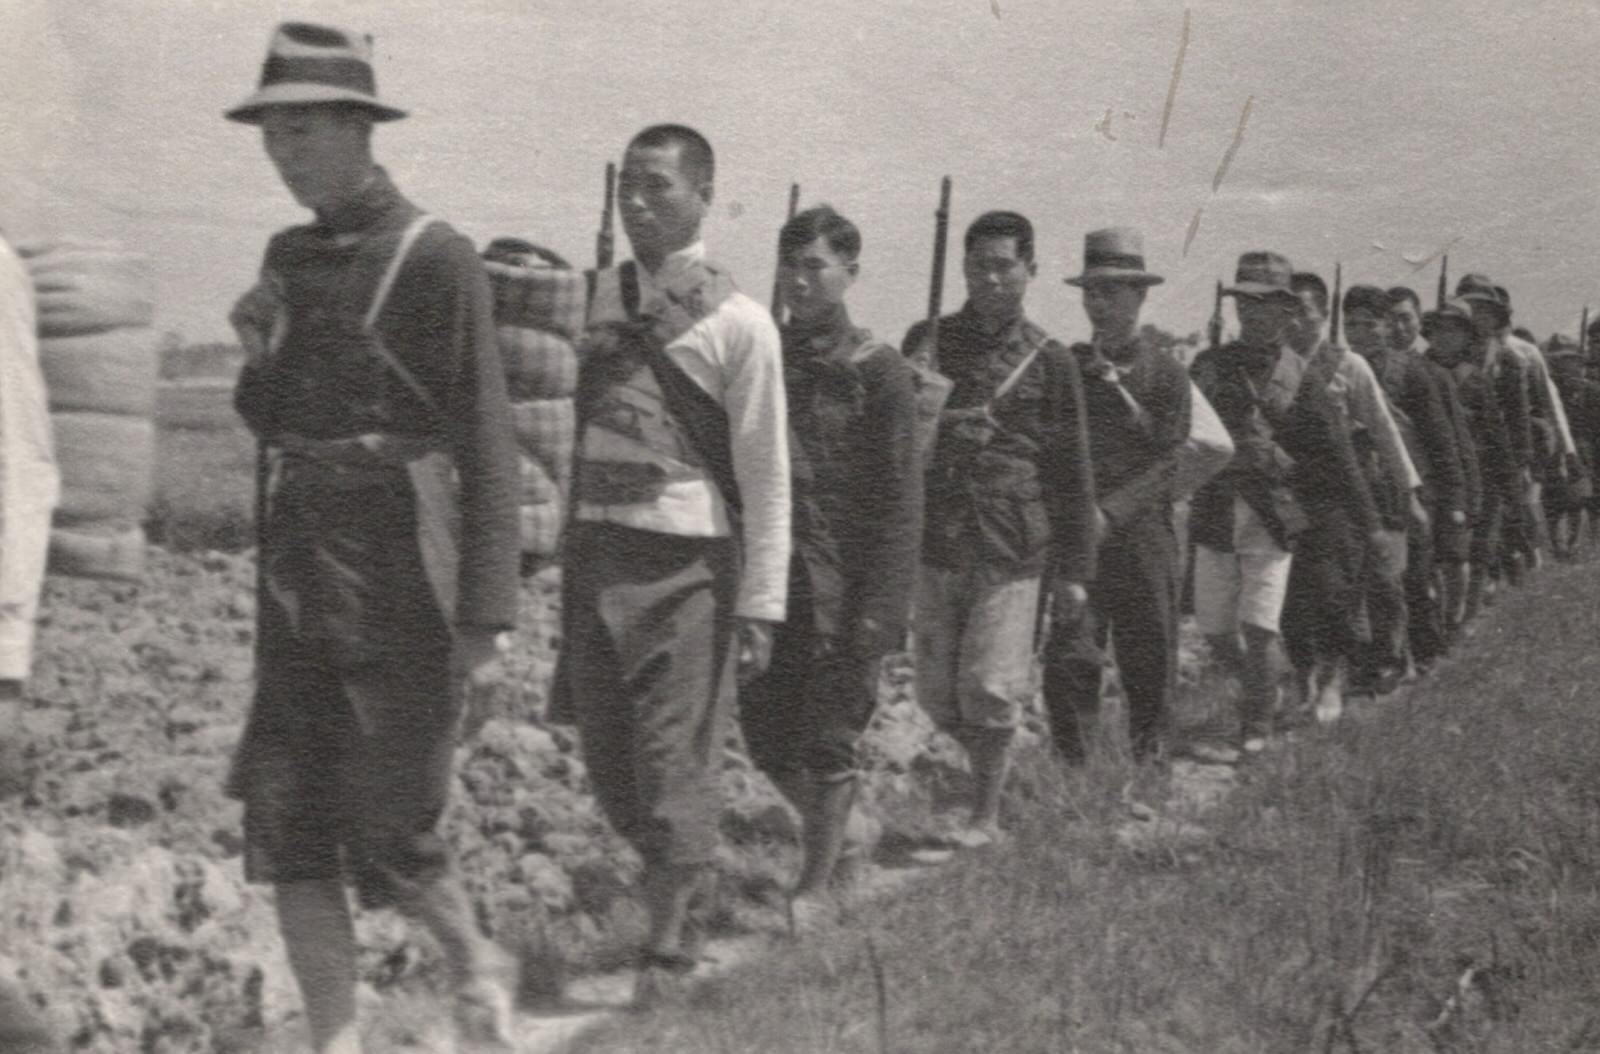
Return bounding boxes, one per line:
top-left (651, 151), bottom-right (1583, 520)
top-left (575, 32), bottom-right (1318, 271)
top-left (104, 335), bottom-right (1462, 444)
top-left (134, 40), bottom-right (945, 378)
top-left (1193, 543), bottom-right (1292, 637)
top-left (914, 564), bottom-right (1041, 731)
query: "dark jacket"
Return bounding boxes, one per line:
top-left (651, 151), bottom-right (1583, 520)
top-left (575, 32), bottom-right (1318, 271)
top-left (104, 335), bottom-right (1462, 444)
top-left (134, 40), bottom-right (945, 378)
top-left (1189, 340), bottom-right (1378, 552)
top-left (235, 169), bottom-right (520, 639)
top-left (902, 306), bottom-right (1097, 583)
top-left (1418, 352), bottom-right (1482, 521)
top-left (1367, 347), bottom-right (1467, 516)
top-left (1071, 335), bottom-right (1191, 530)
top-left (783, 312), bottom-right (922, 653)
top-left (1449, 345), bottom-right (1530, 501)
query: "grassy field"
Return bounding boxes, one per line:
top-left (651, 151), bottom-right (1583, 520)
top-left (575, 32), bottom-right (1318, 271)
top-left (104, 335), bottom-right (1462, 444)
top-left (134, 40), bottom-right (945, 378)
top-left (570, 560), bottom-right (1600, 1053)
top-left (149, 381), bottom-right (257, 551)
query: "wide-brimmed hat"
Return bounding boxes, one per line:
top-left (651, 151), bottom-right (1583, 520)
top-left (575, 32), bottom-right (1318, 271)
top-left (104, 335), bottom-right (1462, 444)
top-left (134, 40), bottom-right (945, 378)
top-left (1225, 251), bottom-right (1297, 300)
top-left (1420, 296), bottom-right (1476, 338)
top-left (1064, 227), bottom-right (1164, 287)
top-left (226, 22), bottom-right (407, 124)
top-left (1453, 273), bottom-right (1509, 324)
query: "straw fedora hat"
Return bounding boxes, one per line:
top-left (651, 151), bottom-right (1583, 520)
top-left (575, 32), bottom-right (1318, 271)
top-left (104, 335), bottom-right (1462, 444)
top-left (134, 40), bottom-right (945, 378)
top-left (1225, 251), bottom-right (1297, 300)
top-left (1063, 228), bottom-right (1164, 287)
top-left (226, 22), bottom-right (407, 124)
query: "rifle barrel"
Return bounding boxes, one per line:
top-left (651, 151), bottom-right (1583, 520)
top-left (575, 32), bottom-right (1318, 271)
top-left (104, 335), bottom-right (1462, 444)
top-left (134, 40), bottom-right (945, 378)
top-left (1209, 279), bottom-right (1224, 351)
top-left (1330, 262), bottom-right (1343, 348)
top-left (596, 161), bottom-right (616, 270)
top-left (769, 182), bottom-right (801, 317)
top-left (1436, 253), bottom-right (1448, 310)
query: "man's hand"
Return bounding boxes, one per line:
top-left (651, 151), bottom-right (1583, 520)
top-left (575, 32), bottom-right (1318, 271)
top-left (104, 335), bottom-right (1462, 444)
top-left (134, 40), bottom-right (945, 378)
top-left (1051, 580), bottom-right (1089, 629)
top-left (456, 629), bottom-right (510, 690)
top-left (230, 274), bottom-right (287, 367)
top-left (1449, 508), bottom-right (1467, 526)
top-left (736, 618), bottom-right (776, 686)
top-left (1094, 507), bottom-right (1111, 543)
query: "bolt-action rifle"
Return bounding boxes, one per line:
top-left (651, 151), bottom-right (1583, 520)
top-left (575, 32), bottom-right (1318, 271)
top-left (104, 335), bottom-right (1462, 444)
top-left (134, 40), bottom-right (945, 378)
top-left (596, 161), bottom-right (616, 270)
top-left (1436, 254), bottom-right (1448, 311)
top-left (769, 182), bottom-right (801, 319)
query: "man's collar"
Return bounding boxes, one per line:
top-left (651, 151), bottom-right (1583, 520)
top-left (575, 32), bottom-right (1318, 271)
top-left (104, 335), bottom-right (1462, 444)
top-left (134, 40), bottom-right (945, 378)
top-left (313, 167), bottom-right (399, 235)
top-left (785, 304), bottom-right (854, 352)
top-left (640, 240), bottom-right (707, 285)
top-left (958, 301), bottom-right (1026, 339)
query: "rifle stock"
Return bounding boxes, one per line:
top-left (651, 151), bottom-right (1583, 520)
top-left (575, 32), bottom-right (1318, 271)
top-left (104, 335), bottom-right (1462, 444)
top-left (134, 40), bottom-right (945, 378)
top-left (769, 182), bottom-right (801, 318)
top-left (596, 161), bottom-right (616, 270)
top-left (923, 176), bottom-right (953, 369)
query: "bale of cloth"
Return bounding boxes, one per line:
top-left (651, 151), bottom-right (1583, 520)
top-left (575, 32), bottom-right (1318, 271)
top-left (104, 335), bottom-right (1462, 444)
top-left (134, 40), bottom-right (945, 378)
top-left (482, 238), bottom-right (583, 560)
top-left (19, 239), bottom-right (156, 582)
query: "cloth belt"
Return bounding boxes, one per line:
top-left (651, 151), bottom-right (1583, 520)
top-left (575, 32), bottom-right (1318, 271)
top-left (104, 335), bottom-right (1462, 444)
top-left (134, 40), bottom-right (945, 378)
top-left (274, 432), bottom-right (446, 483)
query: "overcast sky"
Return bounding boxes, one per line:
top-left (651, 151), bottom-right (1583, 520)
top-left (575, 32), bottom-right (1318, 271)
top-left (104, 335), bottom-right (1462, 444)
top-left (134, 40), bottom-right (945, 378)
top-left (4, 0), bottom-right (1597, 346)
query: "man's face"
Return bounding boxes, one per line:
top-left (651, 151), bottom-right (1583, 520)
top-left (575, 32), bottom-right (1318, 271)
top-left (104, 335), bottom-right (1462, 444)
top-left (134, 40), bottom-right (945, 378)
top-left (618, 142), bottom-right (710, 260)
top-left (1236, 293), bottom-right (1296, 346)
top-left (778, 236), bottom-right (856, 323)
top-left (1081, 281), bottom-right (1146, 339)
top-left (1468, 301), bottom-right (1501, 340)
top-left (963, 235), bottom-right (1034, 318)
top-left (1390, 300), bottom-right (1421, 350)
top-left (261, 106), bottom-right (372, 211)
top-left (1291, 289), bottom-right (1326, 352)
top-left (1429, 320), bottom-right (1471, 362)
top-left (1345, 309), bottom-right (1387, 356)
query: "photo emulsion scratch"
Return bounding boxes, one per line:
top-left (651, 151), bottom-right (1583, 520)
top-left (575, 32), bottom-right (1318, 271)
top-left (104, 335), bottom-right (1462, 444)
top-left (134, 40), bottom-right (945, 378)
top-left (3, 2), bottom-right (1600, 1051)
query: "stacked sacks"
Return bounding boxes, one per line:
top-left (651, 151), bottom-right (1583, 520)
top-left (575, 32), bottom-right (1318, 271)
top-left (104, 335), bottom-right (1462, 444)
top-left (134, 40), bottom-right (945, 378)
top-left (482, 239), bottom-right (584, 561)
top-left (20, 239), bottom-right (157, 581)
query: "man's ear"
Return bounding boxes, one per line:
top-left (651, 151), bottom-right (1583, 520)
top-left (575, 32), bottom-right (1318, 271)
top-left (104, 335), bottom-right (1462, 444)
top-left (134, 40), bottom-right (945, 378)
top-left (1026, 259), bottom-right (1039, 278)
top-left (697, 180), bottom-right (715, 208)
top-left (846, 260), bottom-right (860, 279)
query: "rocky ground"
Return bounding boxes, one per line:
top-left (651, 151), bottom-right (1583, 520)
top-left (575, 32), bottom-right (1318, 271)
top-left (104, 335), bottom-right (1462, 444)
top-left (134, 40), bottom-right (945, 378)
top-left (1, 549), bottom-right (1003, 1053)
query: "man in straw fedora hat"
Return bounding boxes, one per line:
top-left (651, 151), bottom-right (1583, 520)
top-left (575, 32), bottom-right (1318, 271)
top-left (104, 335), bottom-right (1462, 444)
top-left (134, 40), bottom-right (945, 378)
top-left (1041, 228), bottom-right (1190, 767)
top-left (1188, 252), bottom-right (1378, 755)
top-left (224, 22), bottom-right (522, 1053)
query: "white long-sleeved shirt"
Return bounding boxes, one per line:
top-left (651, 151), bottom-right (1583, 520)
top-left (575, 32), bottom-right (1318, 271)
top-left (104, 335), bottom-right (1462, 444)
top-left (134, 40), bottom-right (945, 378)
top-left (1325, 345), bottom-right (1422, 491)
top-left (578, 242), bottom-right (790, 622)
top-left (0, 236), bottom-right (58, 681)
top-left (1504, 333), bottom-right (1577, 458)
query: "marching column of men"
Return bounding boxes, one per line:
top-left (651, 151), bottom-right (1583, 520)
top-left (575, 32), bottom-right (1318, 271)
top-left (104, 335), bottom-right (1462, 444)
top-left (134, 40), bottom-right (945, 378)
top-left (212, 21), bottom-right (1600, 1037)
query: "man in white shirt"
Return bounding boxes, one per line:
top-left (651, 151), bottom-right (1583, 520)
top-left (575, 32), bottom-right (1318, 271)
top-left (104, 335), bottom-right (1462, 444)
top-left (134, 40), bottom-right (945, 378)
top-left (0, 229), bottom-right (62, 1052)
top-left (561, 124), bottom-right (788, 993)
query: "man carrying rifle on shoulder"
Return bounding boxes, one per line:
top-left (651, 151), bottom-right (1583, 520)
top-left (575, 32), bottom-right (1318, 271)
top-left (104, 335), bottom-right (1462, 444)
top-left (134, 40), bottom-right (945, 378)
top-left (902, 211), bottom-right (1096, 847)
top-left (740, 205), bottom-right (921, 925)
top-left (1041, 228), bottom-right (1189, 767)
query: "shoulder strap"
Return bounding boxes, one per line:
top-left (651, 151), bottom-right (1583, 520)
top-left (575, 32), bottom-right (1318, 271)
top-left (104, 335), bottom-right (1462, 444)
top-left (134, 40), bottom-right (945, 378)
top-left (991, 341), bottom-right (1045, 406)
top-left (360, 213), bottom-right (443, 419)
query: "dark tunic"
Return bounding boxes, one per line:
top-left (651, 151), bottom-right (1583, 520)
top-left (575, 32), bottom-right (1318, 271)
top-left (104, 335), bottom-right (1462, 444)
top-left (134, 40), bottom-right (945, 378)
top-left (1044, 335), bottom-right (1191, 761)
top-left (743, 309), bottom-right (922, 778)
top-left (902, 306), bottom-right (1097, 584)
top-left (228, 170), bottom-right (519, 901)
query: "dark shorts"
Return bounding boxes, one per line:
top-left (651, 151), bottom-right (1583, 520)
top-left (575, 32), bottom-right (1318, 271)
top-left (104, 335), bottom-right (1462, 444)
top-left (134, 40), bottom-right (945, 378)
top-left (228, 644), bottom-right (461, 908)
top-left (563, 522), bottom-right (737, 869)
top-left (741, 585), bottom-right (880, 780)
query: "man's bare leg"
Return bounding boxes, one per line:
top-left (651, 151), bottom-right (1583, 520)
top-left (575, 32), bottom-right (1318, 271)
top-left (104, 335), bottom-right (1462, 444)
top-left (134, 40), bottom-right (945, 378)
top-left (794, 776), bottom-right (856, 897)
top-left (642, 863), bottom-right (705, 965)
top-left (1239, 624), bottom-right (1278, 750)
top-left (961, 725), bottom-right (1014, 843)
top-left (397, 871), bottom-right (516, 1045)
top-left (275, 880), bottom-right (362, 1054)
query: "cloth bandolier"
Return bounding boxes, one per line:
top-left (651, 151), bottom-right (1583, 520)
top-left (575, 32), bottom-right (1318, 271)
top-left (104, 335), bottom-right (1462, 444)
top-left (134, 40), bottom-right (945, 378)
top-left (740, 311), bottom-right (921, 840)
top-left (559, 248), bottom-right (788, 876)
top-left (1045, 334), bottom-right (1190, 762)
top-left (1369, 336), bottom-right (1465, 667)
top-left (228, 168), bottom-right (520, 906)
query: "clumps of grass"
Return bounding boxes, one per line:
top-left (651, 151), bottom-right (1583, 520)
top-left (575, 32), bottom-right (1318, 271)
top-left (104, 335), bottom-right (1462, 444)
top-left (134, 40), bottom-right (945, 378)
top-left (569, 560), bottom-right (1600, 1053)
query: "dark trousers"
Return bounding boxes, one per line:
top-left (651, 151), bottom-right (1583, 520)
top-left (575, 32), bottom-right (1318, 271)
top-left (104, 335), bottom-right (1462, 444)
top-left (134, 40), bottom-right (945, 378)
top-left (1042, 514), bottom-right (1176, 762)
top-left (564, 522), bottom-right (737, 870)
top-left (1280, 518), bottom-right (1366, 674)
top-left (1403, 515), bottom-right (1444, 664)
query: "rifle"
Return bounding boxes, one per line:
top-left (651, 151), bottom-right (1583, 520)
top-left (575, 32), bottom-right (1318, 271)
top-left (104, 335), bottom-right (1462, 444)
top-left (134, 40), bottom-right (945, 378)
top-left (769, 182), bottom-right (800, 319)
top-left (596, 161), bottom-right (616, 270)
top-left (1208, 279), bottom-right (1224, 351)
top-left (1582, 305), bottom-right (1591, 377)
top-left (920, 176), bottom-right (954, 369)
top-left (1330, 262), bottom-right (1343, 348)
top-left (1436, 253), bottom-right (1448, 311)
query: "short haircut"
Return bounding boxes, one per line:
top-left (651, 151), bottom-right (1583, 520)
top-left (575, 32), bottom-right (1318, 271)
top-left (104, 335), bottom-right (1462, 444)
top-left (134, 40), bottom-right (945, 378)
top-left (628, 123), bottom-right (715, 185)
top-left (964, 211), bottom-right (1034, 263)
top-left (1343, 284), bottom-right (1392, 317)
top-left (1387, 286), bottom-right (1421, 312)
top-left (1513, 326), bottom-right (1537, 344)
top-left (779, 204), bottom-right (861, 264)
top-left (1290, 271), bottom-right (1328, 315)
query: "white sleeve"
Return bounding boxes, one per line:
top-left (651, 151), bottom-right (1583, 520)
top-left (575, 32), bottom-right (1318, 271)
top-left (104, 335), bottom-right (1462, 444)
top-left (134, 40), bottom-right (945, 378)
top-left (0, 240), bottom-right (59, 682)
top-left (1349, 355), bottom-right (1421, 490)
top-left (718, 295), bottom-right (790, 621)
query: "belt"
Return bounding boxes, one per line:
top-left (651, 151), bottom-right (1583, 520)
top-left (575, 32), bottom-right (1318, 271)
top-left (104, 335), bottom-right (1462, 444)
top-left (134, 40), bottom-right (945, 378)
top-left (274, 432), bottom-right (445, 468)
